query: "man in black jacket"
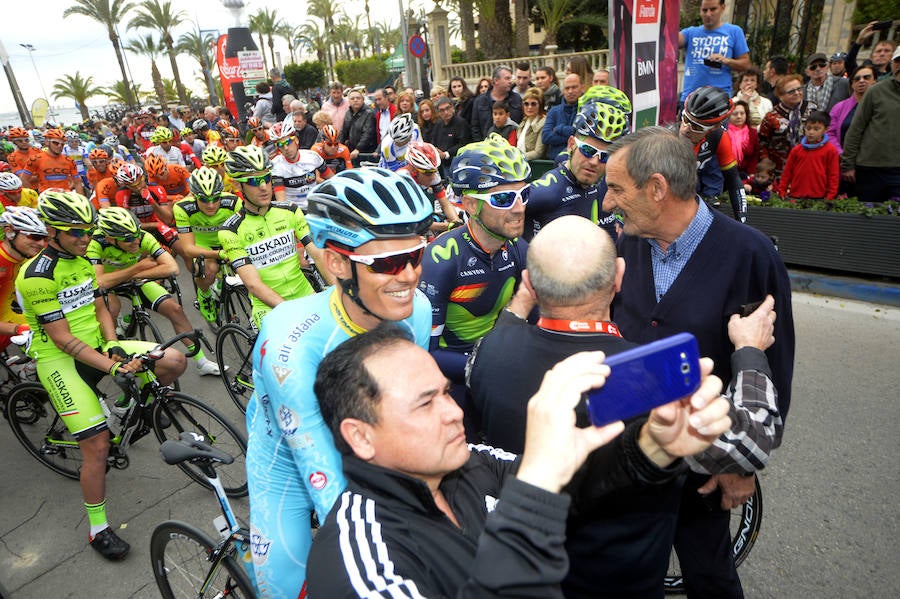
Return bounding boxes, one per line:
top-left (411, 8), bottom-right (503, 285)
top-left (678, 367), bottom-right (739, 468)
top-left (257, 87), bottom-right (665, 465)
top-left (431, 97), bottom-right (471, 169)
top-left (306, 323), bottom-right (732, 597)
top-left (269, 68), bottom-right (296, 122)
top-left (469, 65), bottom-right (523, 141)
top-left (339, 89), bottom-right (377, 165)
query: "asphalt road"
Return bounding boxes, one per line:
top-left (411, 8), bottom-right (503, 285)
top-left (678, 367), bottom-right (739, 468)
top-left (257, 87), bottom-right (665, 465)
top-left (1, 291), bottom-right (898, 598)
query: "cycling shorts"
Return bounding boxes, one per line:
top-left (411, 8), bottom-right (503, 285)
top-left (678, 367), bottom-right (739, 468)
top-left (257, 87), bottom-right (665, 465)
top-left (36, 339), bottom-right (158, 441)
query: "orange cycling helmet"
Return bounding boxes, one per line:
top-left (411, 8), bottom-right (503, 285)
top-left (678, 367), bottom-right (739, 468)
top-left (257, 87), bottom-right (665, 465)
top-left (109, 157), bottom-right (126, 173)
top-left (143, 154), bottom-right (168, 178)
top-left (321, 125), bottom-right (338, 144)
top-left (216, 119), bottom-right (232, 131)
top-left (247, 116), bottom-right (262, 128)
top-left (7, 127), bottom-right (29, 139)
top-left (44, 128), bottom-right (66, 141)
top-left (89, 148), bottom-right (110, 160)
top-left (221, 126), bottom-right (241, 140)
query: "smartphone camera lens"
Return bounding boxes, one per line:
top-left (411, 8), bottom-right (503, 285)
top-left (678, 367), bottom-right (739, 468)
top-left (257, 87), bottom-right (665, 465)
top-left (681, 363), bottom-right (691, 374)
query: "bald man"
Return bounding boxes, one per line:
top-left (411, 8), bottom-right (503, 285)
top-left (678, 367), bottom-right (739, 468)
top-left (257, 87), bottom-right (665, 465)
top-left (467, 215), bottom-right (782, 598)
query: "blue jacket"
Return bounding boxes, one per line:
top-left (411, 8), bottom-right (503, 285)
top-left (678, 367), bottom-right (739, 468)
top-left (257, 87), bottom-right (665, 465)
top-left (542, 101), bottom-right (578, 159)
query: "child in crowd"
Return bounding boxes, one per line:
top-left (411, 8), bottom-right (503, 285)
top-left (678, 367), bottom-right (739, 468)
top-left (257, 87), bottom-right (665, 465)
top-left (487, 101), bottom-right (518, 146)
top-left (744, 158), bottom-right (776, 200)
top-left (777, 110), bottom-right (839, 200)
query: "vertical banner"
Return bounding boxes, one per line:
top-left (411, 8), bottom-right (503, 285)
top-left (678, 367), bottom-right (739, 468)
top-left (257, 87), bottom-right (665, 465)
top-left (31, 98), bottom-right (50, 127)
top-left (609, 0), bottom-right (679, 129)
top-left (216, 34), bottom-right (240, 119)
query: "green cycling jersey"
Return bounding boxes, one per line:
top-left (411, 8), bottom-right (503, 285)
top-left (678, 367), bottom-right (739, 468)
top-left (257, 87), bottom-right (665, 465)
top-left (173, 193), bottom-right (242, 249)
top-left (86, 232), bottom-right (167, 272)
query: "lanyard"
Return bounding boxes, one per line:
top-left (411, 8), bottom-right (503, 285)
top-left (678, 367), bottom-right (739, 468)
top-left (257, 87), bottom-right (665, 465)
top-left (537, 317), bottom-right (623, 337)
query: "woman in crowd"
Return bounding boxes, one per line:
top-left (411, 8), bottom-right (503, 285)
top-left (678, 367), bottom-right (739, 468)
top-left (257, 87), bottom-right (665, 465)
top-left (535, 66), bottom-right (562, 110)
top-left (396, 91), bottom-right (417, 117)
top-left (758, 74), bottom-right (814, 176)
top-left (566, 56), bottom-right (594, 88)
top-left (475, 77), bottom-right (491, 96)
top-left (417, 99), bottom-right (438, 144)
top-left (516, 87), bottom-right (547, 160)
top-left (448, 77), bottom-right (475, 124)
top-left (726, 100), bottom-right (759, 179)
top-left (732, 67), bottom-right (773, 130)
top-left (430, 86), bottom-right (448, 103)
top-left (828, 65), bottom-right (876, 154)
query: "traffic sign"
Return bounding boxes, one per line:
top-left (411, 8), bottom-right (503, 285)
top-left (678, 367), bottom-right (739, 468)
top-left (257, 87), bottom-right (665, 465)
top-left (408, 35), bottom-right (427, 58)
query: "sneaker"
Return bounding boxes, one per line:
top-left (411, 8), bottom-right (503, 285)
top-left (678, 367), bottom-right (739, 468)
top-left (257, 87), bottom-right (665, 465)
top-left (89, 527), bottom-right (130, 561)
top-left (196, 357), bottom-right (222, 376)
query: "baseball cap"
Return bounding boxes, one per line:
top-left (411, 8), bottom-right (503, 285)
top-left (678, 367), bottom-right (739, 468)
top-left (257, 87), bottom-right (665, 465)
top-left (829, 52), bottom-right (847, 62)
top-left (806, 52), bottom-right (827, 66)
top-left (893, 47), bottom-right (900, 61)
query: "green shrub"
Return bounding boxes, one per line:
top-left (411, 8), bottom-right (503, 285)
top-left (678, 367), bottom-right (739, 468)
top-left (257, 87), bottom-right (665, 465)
top-left (333, 58), bottom-right (387, 88)
top-left (284, 62), bottom-right (325, 91)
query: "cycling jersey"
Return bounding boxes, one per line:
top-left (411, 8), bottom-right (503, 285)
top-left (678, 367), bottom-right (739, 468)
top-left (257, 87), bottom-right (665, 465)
top-left (178, 142), bottom-right (202, 169)
top-left (218, 203), bottom-right (316, 327)
top-left (86, 233), bottom-right (171, 310)
top-left (246, 286), bottom-right (431, 598)
top-left (148, 164), bottom-right (191, 199)
top-left (8, 148), bottom-right (42, 188)
top-left (693, 127), bottom-right (747, 222)
top-left (110, 185), bottom-right (170, 224)
top-left (173, 193), bottom-right (242, 249)
top-left (23, 152), bottom-right (80, 192)
top-left (0, 188), bottom-right (39, 211)
top-left (310, 142), bottom-right (352, 173)
top-left (378, 127), bottom-right (422, 171)
top-left (63, 143), bottom-right (89, 176)
top-left (271, 150), bottom-right (327, 210)
top-left (525, 164), bottom-right (617, 241)
top-left (418, 223), bottom-right (527, 380)
top-left (0, 243), bottom-right (26, 349)
top-left (87, 167), bottom-right (113, 190)
top-left (145, 144), bottom-right (186, 167)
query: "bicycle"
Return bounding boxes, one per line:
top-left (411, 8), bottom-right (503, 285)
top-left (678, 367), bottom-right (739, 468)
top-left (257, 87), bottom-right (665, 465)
top-left (107, 279), bottom-right (166, 344)
top-left (664, 476), bottom-right (763, 594)
top-left (216, 323), bottom-right (256, 414)
top-left (150, 432), bottom-right (256, 599)
top-left (193, 257), bottom-right (253, 332)
top-left (4, 331), bottom-right (249, 497)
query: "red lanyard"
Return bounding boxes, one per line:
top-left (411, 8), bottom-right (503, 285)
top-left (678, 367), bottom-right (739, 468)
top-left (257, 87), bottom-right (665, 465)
top-left (537, 317), bottom-right (623, 337)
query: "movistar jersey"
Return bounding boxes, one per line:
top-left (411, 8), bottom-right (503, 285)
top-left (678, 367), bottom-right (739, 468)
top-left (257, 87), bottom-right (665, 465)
top-left (218, 203), bottom-right (315, 314)
top-left (85, 231), bottom-right (166, 272)
top-left (419, 222), bottom-right (527, 355)
top-left (16, 246), bottom-right (103, 361)
top-left (246, 287), bottom-right (431, 597)
top-left (173, 193), bottom-right (242, 249)
top-left (525, 164), bottom-right (616, 241)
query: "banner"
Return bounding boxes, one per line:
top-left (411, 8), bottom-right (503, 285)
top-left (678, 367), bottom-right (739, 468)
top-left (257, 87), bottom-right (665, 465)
top-left (216, 34), bottom-right (240, 119)
top-left (609, 0), bottom-right (679, 129)
top-left (31, 98), bottom-right (49, 127)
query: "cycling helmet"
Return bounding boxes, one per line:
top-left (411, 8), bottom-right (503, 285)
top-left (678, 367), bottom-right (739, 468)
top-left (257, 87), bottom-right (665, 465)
top-left (389, 113), bottom-right (415, 144)
top-left (225, 145), bottom-right (272, 176)
top-left (0, 162), bottom-right (9, 173)
top-left (0, 206), bottom-right (47, 236)
top-left (192, 119), bottom-right (209, 133)
top-left (306, 167), bottom-right (433, 248)
top-left (450, 133), bottom-right (531, 193)
top-left (683, 86), bottom-right (734, 125)
top-left (268, 119), bottom-right (296, 142)
top-left (247, 116), bottom-right (262, 128)
top-left (188, 166), bottom-right (224, 199)
top-left (143, 154), bottom-right (168, 177)
top-left (89, 148), bottom-right (109, 160)
top-left (65, 130), bottom-right (80, 141)
top-left (221, 126), bottom-right (241, 140)
top-left (321, 125), bottom-right (338, 144)
top-left (37, 189), bottom-right (97, 227)
top-left (108, 157), bottom-right (126, 174)
top-left (180, 127), bottom-right (194, 136)
top-left (216, 119), bottom-right (232, 131)
top-left (114, 163), bottom-right (144, 187)
top-left (0, 172), bottom-right (23, 191)
top-left (44, 128), bottom-right (65, 141)
top-left (406, 141), bottom-right (441, 173)
top-left (150, 126), bottom-right (174, 143)
top-left (103, 135), bottom-right (120, 147)
top-left (202, 145), bottom-right (228, 166)
top-left (573, 101), bottom-right (630, 143)
top-left (7, 127), bottom-right (28, 139)
top-left (97, 206), bottom-right (141, 238)
top-left (578, 85), bottom-right (633, 114)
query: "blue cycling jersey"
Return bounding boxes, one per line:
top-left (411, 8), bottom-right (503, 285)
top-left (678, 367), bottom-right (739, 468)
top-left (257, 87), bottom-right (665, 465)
top-left (246, 286), bottom-right (431, 598)
top-left (525, 164), bottom-right (617, 241)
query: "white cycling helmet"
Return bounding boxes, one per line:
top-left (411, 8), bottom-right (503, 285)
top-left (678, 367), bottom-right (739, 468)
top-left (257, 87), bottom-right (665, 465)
top-left (103, 135), bottom-right (120, 148)
top-left (65, 130), bottom-right (80, 141)
top-left (406, 141), bottom-right (441, 172)
top-left (0, 172), bottom-right (23, 192)
top-left (389, 113), bottom-right (415, 145)
top-left (269, 117), bottom-right (296, 142)
top-left (0, 206), bottom-right (48, 236)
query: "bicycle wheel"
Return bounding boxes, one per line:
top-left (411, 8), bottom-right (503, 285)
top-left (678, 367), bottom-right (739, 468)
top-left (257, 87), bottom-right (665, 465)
top-left (150, 520), bottom-right (255, 599)
top-left (151, 393), bottom-right (248, 497)
top-left (134, 310), bottom-right (164, 344)
top-left (215, 324), bottom-right (255, 414)
top-left (5, 382), bottom-right (83, 480)
top-left (221, 283), bottom-right (252, 329)
top-left (664, 477), bottom-right (763, 594)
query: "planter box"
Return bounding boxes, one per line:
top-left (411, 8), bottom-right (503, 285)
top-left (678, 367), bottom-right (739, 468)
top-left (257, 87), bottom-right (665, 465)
top-left (728, 206), bottom-right (900, 278)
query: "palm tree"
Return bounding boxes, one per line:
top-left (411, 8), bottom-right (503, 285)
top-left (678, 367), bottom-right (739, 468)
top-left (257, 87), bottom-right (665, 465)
top-left (125, 34), bottom-right (168, 107)
top-left (532, 0), bottom-right (595, 49)
top-left (249, 8), bottom-right (282, 72)
top-left (375, 20), bottom-right (402, 56)
top-left (296, 21), bottom-right (328, 65)
top-left (309, 0), bottom-right (340, 79)
top-left (178, 30), bottom-right (219, 104)
top-left (105, 80), bottom-right (147, 105)
top-left (62, 0), bottom-right (137, 107)
top-left (277, 23), bottom-right (297, 64)
top-left (161, 78), bottom-right (191, 102)
top-left (129, 0), bottom-right (189, 105)
top-left (247, 12), bottom-right (269, 73)
top-left (52, 72), bottom-right (105, 120)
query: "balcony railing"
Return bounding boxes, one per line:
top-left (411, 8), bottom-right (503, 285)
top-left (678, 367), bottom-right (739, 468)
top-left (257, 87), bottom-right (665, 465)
top-left (439, 49), bottom-right (611, 86)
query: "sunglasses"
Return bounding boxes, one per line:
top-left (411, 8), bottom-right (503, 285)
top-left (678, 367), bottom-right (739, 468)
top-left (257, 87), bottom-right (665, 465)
top-left (58, 227), bottom-right (95, 238)
top-left (853, 74), bottom-right (874, 81)
top-left (274, 138), bottom-right (295, 148)
top-left (252, 127), bottom-right (265, 131)
top-left (808, 62), bottom-right (827, 70)
top-left (116, 234), bottom-right (140, 243)
top-left (21, 233), bottom-right (48, 241)
top-left (467, 184), bottom-right (531, 209)
top-left (236, 173), bottom-right (272, 187)
top-left (196, 195), bottom-right (221, 203)
top-left (573, 138), bottom-right (610, 163)
top-left (681, 113), bottom-right (715, 133)
top-left (332, 241), bottom-right (427, 275)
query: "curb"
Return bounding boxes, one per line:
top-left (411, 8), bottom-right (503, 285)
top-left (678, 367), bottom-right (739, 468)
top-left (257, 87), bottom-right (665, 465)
top-left (789, 270), bottom-right (900, 308)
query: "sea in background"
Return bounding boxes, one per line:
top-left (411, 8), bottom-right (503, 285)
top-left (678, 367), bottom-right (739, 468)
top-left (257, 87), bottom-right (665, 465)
top-left (1, 105), bottom-right (107, 128)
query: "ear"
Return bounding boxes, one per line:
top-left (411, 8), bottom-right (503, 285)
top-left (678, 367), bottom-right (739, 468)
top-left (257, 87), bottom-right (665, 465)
top-left (613, 257), bottom-right (626, 294)
top-left (647, 173), bottom-right (669, 203)
top-left (459, 193), bottom-right (480, 216)
top-left (566, 135), bottom-right (576, 153)
top-left (340, 418), bottom-right (376, 460)
top-left (520, 269), bottom-right (537, 300)
top-left (322, 247), bottom-right (352, 280)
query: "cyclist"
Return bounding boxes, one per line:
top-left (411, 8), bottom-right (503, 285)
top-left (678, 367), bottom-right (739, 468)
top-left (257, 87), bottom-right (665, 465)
top-left (201, 145), bottom-right (236, 194)
top-left (680, 86), bottom-right (748, 222)
top-left (132, 109), bottom-right (157, 152)
top-left (403, 140), bottom-right (461, 233)
top-left (144, 154), bottom-right (190, 202)
top-left (181, 127), bottom-right (206, 157)
top-left (16, 190), bottom-right (186, 561)
top-left (87, 207), bottom-right (220, 375)
top-left (7, 127), bottom-right (42, 188)
top-left (526, 86), bottom-right (631, 241)
top-left (269, 119), bottom-right (331, 210)
top-left (220, 126), bottom-right (243, 153)
top-left (218, 145), bottom-right (326, 330)
top-left (310, 124), bottom-right (351, 174)
top-left (94, 164), bottom-right (178, 249)
top-left (418, 132), bottom-right (531, 438)
top-left (23, 129), bottom-right (84, 194)
top-left (63, 130), bottom-right (90, 191)
top-left (378, 113), bottom-right (421, 171)
top-left (101, 135), bottom-right (139, 163)
top-left (0, 207), bottom-right (46, 352)
top-left (173, 167), bottom-right (242, 324)
top-left (192, 118), bottom-right (222, 148)
top-left (246, 167), bottom-right (433, 597)
top-left (86, 148), bottom-right (114, 191)
top-left (144, 126), bottom-right (187, 168)
top-left (0, 173), bottom-right (38, 211)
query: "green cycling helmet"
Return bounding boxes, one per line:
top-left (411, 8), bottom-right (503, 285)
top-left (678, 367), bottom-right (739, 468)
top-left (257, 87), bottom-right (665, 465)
top-left (450, 133), bottom-right (531, 193)
top-left (225, 145), bottom-right (272, 177)
top-left (38, 190), bottom-right (97, 228)
top-left (150, 126), bottom-right (174, 143)
top-left (189, 166), bottom-right (225, 199)
top-left (97, 206), bottom-right (141, 238)
top-left (202, 145), bottom-right (228, 167)
top-left (573, 101), bottom-right (630, 143)
top-left (578, 85), bottom-right (633, 114)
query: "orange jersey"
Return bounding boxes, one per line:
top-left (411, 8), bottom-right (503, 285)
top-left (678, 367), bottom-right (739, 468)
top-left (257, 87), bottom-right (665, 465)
top-left (24, 151), bottom-right (79, 192)
top-left (311, 142), bottom-right (353, 173)
top-left (88, 167), bottom-right (114, 189)
top-left (149, 164), bottom-right (191, 199)
top-left (92, 177), bottom-right (119, 209)
top-left (7, 148), bottom-right (42, 189)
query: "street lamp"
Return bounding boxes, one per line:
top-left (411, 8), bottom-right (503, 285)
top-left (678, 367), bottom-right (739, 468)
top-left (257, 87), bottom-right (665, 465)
top-left (19, 43), bottom-right (57, 120)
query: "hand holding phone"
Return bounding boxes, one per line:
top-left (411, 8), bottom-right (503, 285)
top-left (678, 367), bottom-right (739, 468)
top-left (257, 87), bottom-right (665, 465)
top-left (730, 295), bottom-right (776, 351)
top-left (872, 20), bottom-right (892, 31)
top-left (703, 58), bottom-right (722, 68)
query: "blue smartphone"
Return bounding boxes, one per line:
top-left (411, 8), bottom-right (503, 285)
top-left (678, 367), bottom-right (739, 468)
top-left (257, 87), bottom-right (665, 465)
top-left (586, 333), bottom-right (702, 427)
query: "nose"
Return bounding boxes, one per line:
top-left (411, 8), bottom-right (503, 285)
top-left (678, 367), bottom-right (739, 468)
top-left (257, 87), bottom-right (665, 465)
top-left (602, 195), bottom-right (618, 212)
top-left (439, 391), bottom-right (464, 423)
top-left (397, 260), bottom-right (420, 282)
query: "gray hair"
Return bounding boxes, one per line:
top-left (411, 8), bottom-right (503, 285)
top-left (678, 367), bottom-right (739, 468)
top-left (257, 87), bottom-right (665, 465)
top-left (608, 126), bottom-right (696, 200)
top-left (492, 65), bottom-right (512, 81)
